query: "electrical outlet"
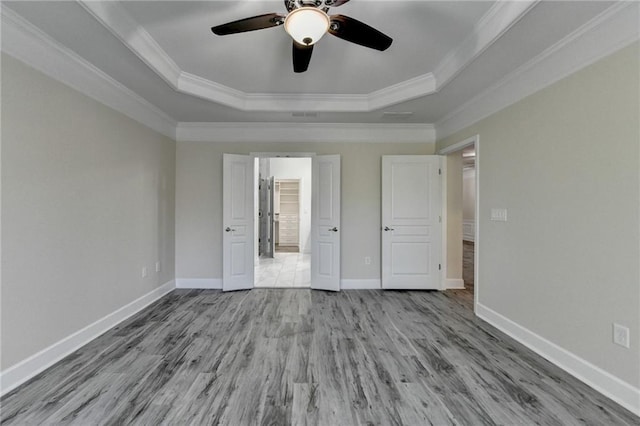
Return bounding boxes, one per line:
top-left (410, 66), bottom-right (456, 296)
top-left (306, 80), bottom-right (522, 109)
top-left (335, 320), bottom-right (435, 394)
top-left (613, 323), bottom-right (630, 348)
top-left (364, 256), bottom-right (371, 265)
top-left (141, 267), bottom-right (147, 278)
top-left (156, 261), bottom-right (161, 273)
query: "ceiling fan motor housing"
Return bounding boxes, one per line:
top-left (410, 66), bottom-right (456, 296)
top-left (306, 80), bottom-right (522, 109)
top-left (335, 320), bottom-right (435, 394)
top-left (212, 0), bottom-right (392, 73)
top-left (300, 1), bottom-right (323, 7)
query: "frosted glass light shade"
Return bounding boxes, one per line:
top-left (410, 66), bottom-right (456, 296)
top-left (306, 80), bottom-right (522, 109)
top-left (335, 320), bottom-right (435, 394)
top-left (284, 7), bottom-right (330, 46)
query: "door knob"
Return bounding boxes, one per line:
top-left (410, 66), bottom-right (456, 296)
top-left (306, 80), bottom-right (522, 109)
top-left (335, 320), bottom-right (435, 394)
top-left (329, 227), bottom-right (338, 232)
top-left (384, 226), bottom-right (395, 231)
top-left (225, 227), bottom-right (236, 232)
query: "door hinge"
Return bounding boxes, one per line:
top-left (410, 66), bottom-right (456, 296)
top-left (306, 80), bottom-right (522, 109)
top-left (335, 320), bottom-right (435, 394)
top-left (439, 215), bottom-right (442, 223)
top-left (439, 264), bottom-right (441, 270)
top-left (438, 168), bottom-right (442, 175)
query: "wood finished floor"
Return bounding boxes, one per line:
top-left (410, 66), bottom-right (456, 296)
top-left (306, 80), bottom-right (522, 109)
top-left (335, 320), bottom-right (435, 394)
top-left (2, 289), bottom-right (638, 425)
top-left (463, 241), bottom-right (474, 292)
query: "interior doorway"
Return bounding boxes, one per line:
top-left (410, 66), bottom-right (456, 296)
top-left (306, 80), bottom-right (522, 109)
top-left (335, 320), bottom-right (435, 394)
top-left (461, 145), bottom-right (476, 295)
top-left (254, 157), bottom-right (312, 288)
top-left (440, 135), bottom-right (479, 309)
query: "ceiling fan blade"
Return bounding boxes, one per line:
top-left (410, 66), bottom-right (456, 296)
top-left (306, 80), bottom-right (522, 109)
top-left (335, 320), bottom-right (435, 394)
top-left (211, 13), bottom-right (285, 36)
top-left (328, 14), bottom-right (392, 51)
top-left (292, 42), bottom-right (314, 73)
top-left (327, 0), bottom-right (351, 7)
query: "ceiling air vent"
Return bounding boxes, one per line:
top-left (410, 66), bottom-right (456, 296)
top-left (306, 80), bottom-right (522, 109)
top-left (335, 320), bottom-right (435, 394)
top-left (382, 112), bottom-right (413, 120)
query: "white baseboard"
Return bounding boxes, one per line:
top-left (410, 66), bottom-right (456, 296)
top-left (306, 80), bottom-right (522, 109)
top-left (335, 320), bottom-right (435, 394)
top-left (341, 279), bottom-right (381, 290)
top-left (476, 303), bottom-right (640, 416)
top-left (175, 278), bottom-right (222, 289)
top-left (0, 280), bottom-right (175, 396)
top-left (444, 278), bottom-right (465, 289)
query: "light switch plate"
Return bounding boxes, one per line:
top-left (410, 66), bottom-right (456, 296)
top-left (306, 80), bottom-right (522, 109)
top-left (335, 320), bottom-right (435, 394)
top-left (491, 208), bottom-right (508, 221)
top-left (613, 323), bottom-right (630, 348)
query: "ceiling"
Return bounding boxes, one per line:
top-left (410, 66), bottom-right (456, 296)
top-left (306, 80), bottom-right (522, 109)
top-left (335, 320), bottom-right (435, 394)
top-left (1, 1), bottom-right (621, 127)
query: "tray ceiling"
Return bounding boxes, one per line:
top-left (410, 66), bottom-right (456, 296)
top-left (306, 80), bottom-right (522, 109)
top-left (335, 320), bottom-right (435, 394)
top-left (1, 1), bottom-right (625, 129)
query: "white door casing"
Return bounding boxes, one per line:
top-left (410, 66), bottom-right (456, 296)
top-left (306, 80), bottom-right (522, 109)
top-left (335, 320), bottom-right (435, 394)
top-left (223, 154), bottom-right (254, 291)
top-left (311, 155), bottom-right (341, 291)
top-left (382, 155), bottom-right (442, 290)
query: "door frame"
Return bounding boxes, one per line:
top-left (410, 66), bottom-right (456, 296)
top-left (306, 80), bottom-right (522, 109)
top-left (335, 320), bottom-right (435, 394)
top-left (250, 152), bottom-right (316, 287)
top-left (438, 134), bottom-right (480, 312)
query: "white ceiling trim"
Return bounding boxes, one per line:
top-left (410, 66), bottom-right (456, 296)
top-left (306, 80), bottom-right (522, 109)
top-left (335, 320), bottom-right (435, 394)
top-left (176, 122), bottom-right (436, 144)
top-left (6, 2), bottom-right (632, 147)
top-left (77, 0), bottom-right (536, 113)
top-left (77, 0), bottom-right (181, 87)
top-left (436, 1), bottom-right (640, 141)
top-left (0, 6), bottom-right (177, 139)
top-left (433, 0), bottom-right (538, 89)
top-left (369, 73), bottom-right (436, 110)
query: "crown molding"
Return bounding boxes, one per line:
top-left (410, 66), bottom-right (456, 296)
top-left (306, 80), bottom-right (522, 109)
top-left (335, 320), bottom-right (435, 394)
top-left (433, 0), bottom-right (538, 89)
top-left (369, 73), bottom-right (436, 110)
top-left (178, 71), bottom-right (247, 110)
top-left (176, 122), bottom-right (436, 144)
top-left (78, 0), bottom-right (181, 87)
top-left (0, 6), bottom-right (177, 139)
top-left (436, 1), bottom-right (640, 140)
top-left (8, 1), bottom-right (631, 146)
top-left (75, 0), bottom-right (536, 112)
top-left (0, 5), bottom-right (434, 145)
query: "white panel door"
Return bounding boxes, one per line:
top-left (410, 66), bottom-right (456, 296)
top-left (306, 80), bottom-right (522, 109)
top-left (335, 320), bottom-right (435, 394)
top-left (223, 154), bottom-right (254, 291)
top-left (382, 156), bottom-right (442, 289)
top-left (311, 155), bottom-right (341, 291)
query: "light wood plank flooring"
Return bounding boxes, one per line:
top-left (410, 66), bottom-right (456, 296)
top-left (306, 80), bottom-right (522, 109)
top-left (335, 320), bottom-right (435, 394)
top-left (1, 289), bottom-right (637, 425)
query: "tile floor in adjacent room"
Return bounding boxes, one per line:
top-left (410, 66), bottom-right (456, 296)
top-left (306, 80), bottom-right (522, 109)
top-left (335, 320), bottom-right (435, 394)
top-left (255, 252), bottom-right (310, 288)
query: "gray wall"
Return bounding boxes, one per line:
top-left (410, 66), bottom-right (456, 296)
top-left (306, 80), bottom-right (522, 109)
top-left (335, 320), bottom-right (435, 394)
top-left (438, 43), bottom-right (639, 387)
top-left (176, 142), bottom-right (434, 281)
top-left (1, 54), bottom-right (176, 369)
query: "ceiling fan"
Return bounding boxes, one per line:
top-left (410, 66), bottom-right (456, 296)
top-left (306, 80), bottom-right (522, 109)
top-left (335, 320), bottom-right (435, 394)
top-left (211, 0), bottom-right (393, 73)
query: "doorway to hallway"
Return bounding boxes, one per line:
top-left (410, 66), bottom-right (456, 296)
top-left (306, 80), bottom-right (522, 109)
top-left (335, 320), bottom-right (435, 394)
top-left (440, 135), bottom-right (478, 309)
top-left (255, 157), bottom-right (312, 288)
top-left (462, 144), bottom-right (476, 296)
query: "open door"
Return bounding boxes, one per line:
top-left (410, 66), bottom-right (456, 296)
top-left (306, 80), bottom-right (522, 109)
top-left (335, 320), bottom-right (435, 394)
top-left (311, 155), bottom-right (341, 291)
top-left (223, 154), bottom-right (254, 291)
top-left (381, 155), bottom-right (442, 289)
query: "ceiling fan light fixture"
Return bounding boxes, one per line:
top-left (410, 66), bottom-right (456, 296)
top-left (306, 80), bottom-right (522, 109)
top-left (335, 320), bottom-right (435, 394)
top-left (284, 7), bottom-right (330, 46)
